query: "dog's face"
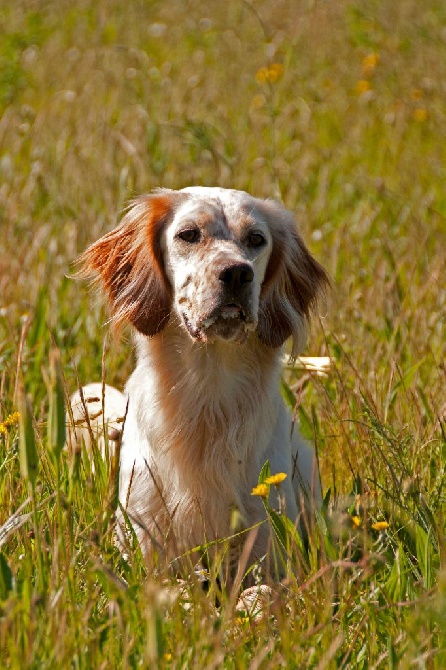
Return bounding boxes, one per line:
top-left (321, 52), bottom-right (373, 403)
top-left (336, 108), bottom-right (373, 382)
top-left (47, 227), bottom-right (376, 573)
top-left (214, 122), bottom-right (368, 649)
top-left (79, 187), bottom-right (328, 355)
top-left (163, 189), bottom-right (273, 344)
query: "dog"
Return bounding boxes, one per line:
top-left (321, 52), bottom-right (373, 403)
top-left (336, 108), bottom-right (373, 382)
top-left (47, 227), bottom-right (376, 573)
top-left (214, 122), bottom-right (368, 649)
top-left (73, 187), bottom-right (328, 571)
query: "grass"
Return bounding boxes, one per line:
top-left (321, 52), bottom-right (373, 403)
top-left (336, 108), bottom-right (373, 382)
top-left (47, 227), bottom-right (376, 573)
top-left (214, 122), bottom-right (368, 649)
top-left (0, 0), bottom-right (445, 666)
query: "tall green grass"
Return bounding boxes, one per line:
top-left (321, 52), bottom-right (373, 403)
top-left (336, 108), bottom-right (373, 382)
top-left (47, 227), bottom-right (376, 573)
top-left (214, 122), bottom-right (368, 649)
top-left (0, 0), bottom-right (445, 666)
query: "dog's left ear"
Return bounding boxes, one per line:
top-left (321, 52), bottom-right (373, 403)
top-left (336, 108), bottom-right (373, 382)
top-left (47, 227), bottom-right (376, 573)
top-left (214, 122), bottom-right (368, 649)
top-left (78, 191), bottom-right (181, 336)
top-left (256, 200), bottom-right (329, 357)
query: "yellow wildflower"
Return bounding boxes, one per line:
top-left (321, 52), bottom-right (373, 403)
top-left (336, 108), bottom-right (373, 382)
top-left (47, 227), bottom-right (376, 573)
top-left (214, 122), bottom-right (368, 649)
top-left (266, 63), bottom-right (284, 83)
top-left (0, 411), bottom-right (20, 434)
top-left (264, 472), bottom-right (287, 485)
top-left (351, 515), bottom-right (361, 527)
top-left (356, 79), bottom-right (372, 95)
top-left (413, 107), bottom-right (427, 122)
top-left (236, 616), bottom-right (250, 625)
top-left (164, 653), bottom-right (172, 661)
top-left (362, 52), bottom-right (379, 77)
top-left (255, 63), bottom-right (284, 84)
top-left (255, 67), bottom-right (269, 84)
top-left (371, 521), bottom-right (389, 531)
top-left (251, 483), bottom-right (269, 497)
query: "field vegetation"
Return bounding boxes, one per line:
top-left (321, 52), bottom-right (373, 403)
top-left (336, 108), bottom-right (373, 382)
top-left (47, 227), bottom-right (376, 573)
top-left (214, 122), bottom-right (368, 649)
top-left (0, 0), bottom-right (445, 667)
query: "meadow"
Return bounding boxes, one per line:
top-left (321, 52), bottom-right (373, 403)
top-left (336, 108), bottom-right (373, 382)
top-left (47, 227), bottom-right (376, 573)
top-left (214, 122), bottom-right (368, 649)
top-left (0, 0), bottom-right (445, 666)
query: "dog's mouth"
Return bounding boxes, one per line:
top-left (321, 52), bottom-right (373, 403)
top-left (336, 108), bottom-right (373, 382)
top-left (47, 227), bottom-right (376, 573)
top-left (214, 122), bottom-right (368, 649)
top-left (182, 304), bottom-right (256, 343)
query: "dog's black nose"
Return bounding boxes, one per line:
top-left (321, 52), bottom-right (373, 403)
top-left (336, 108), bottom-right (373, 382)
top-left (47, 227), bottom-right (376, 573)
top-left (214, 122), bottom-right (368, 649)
top-left (219, 263), bottom-right (254, 290)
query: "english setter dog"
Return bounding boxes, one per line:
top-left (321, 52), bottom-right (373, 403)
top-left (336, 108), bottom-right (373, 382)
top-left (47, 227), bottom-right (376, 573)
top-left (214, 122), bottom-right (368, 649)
top-left (71, 187), bottom-right (328, 570)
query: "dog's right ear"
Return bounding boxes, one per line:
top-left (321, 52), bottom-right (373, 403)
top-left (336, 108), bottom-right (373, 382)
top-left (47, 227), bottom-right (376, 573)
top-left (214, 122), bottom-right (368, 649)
top-left (78, 192), bottom-right (181, 336)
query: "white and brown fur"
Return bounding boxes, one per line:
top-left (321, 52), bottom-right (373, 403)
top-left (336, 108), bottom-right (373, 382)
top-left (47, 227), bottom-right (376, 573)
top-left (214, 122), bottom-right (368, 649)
top-left (75, 187), bottom-right (328, 568)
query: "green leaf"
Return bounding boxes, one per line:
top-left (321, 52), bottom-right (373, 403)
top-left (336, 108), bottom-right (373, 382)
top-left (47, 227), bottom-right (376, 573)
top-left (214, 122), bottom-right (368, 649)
top-left (265, 504), bottom-right (288, 550)
top-left (297, 406), bottom-right (314, 441)
top-left (258, 460), bottom-right (271, 485)
top-left (18, 384), bottom-right (39, 487)
top-left (280, 378), bottom-right (296, 411)
top-left (0, 552), bottom-right (13, 600)
top-left (265, 504), bottom-right (304, 554)
top-left (385, 545), bottom-right (408, 603)
top-left (47, 349), bottom-right (66, 460)
top-left (415, 524), bottom-right (435, 590)
top-left (322, 487), bottom-right (331, 509)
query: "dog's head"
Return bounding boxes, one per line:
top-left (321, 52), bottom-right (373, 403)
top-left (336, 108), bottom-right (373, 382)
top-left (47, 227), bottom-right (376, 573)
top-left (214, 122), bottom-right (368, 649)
top-left (79, 187), bottom-right (328, 355)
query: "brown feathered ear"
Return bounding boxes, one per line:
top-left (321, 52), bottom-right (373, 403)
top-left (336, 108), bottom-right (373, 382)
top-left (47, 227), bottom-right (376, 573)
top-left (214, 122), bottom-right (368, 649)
top-left (78, 192), bottom-right (181, 336)
top-left (256, 200), bottom-right (329, 357)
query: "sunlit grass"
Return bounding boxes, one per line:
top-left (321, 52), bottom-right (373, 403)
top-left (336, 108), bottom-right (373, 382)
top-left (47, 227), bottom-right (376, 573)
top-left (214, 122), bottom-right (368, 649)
top-left (0, 0), bottom-right (445, 667)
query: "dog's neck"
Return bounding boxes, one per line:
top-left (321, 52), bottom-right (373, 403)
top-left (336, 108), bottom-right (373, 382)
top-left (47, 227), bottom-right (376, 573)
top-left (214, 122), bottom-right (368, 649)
top-left (134, 321), bottom-right (280, 404)
top-left (131, 324), bottom-right (282, 475)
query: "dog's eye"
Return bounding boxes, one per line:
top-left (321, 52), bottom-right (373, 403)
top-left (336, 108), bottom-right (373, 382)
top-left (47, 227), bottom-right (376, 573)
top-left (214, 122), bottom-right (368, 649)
top-left (177, 228), bottom-right (201, 243)
top-left (247, 231), bottom-right (266, 248)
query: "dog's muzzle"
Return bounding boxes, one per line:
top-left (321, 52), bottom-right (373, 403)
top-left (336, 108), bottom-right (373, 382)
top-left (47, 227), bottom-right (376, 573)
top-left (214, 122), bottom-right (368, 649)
top-left (181, 260), bottom-right (258, 343)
